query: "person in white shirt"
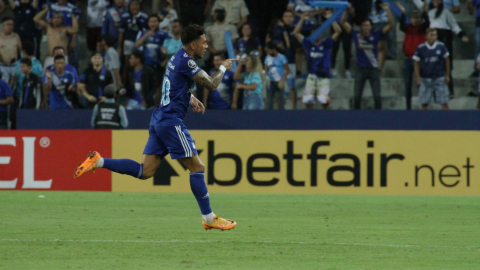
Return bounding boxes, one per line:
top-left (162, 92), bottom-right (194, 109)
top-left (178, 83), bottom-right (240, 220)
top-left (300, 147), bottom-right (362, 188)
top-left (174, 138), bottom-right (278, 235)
top-left (86, 0), bottom-right (110, 52)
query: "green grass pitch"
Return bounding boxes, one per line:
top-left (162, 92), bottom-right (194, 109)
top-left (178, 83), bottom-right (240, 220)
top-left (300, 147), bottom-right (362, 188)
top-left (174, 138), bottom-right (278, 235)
top-left (0, 191), bottom-right (479, 269)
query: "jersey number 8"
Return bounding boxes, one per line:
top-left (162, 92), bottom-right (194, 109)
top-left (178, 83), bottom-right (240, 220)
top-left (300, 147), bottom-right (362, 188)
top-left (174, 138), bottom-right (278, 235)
top-left (161, 77), bottom-right (171, 106)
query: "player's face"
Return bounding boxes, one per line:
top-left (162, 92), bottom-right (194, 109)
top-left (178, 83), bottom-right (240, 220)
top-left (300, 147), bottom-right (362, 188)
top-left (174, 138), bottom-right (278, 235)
top-left (213, 56), bottom-right (222, 69)
top-left (54, 59), bottom-right (65, 73)
top-left (91, 55), bottom-right (103, 67)
top-left (193, 34), bottom-right (208, 59)
top-left (241, 24), bottom-right (251, 38)
top-left (283, 12), bottom-right (294, 26)
top-left (52, 14), bottom-right (63, 27)
top-left (148, 17), bottom-right (159, 31)
top-left (20, 63), bottom-right (30, 74)
top-left (426, 31), bottom-right (437, 44)
top-left (130, 1), bottom-right (140, 15)
top-left (360, 21), bottom-right (372, 36)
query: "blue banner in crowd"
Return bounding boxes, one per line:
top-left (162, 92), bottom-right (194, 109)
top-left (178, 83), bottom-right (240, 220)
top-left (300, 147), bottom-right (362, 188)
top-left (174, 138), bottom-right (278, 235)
top-left (225, 31), bottom-right (237, 71)
top-left (307, 1), bottom-right (348, 43)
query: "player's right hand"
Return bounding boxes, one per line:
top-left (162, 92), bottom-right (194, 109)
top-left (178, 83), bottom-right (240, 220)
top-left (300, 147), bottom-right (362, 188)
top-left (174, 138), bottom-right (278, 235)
top-left (221, 59), bottom-right (238, 70)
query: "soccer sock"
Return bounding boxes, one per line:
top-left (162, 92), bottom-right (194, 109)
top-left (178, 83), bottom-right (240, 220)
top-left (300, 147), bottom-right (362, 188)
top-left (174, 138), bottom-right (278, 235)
top-left (189, 171), bottom-right (213, 222)
top-left (101, 158), bottom-right (143, 179)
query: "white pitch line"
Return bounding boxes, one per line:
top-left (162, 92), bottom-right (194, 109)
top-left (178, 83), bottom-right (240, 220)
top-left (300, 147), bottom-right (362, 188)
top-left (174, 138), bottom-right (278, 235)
top-left (1, 238), bottom-right (478, 249)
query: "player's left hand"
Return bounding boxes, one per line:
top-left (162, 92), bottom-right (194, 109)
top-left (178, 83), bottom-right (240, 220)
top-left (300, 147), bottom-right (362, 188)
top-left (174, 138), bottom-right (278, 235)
top-left (190, 95), bottom-right (205, 114)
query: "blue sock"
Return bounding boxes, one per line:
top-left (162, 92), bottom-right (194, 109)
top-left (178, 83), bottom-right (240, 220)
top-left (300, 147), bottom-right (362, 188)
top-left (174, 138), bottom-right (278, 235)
top-left (189, 171), bottom-right (212, 215)
top-left (103, 158), bottom-right (143, 179)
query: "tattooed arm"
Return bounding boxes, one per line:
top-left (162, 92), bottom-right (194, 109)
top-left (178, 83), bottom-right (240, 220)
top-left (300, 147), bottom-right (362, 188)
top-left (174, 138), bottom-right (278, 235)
top-left (192, 58), bottom-right (237, 91)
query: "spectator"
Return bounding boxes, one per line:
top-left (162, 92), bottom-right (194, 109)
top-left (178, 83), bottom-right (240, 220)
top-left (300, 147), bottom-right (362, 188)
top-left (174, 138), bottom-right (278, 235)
top-left (118, 0), bottom-right (148, 85)
top-left (232, 54), bottom-right (264, 110)
top-left (424, 0), bottom-right (461, 13)
top-left (158, 0), bottom-right (178, 31)
top-left (0, 0), bottom-right (14, 28)
top-left (86, 0), bottom-right (109, 52)
top-left (211, 0), bottom-right (249, 29)
top-left (45, 47), bottom-right (77, 76)
top-left (9, 0), bottom-right (41, 58)
top-left (179, 0), bottom-right (212, 27)
top-left (102, 0), bottom-right (128, 48)
top-left (46, 0), bottom-right (81, 69)
top-left (124, 50), bottom-right (157, 109)
top-left (369, 0), bottom-right (396, 70)
top-left (287, 0), bottom-right (321, 34)
top-left (0, 17), bottom-right (21, 86)
top-left (398, 2), bottom-right (429, 110)
top-left (18, 58), bottom-right (42, 109)
top-left (282, 10), bottom-right (300, 109)
top-left (467, 0), bottom-right (479, 76)
top-left (135, 14), bottom-right (170, 75)
top-left (235, 23), bottom-right (262, 57)
top-left (331, 3), bottom-right (354, 78)
top-left (264, 41), bottom-right (290, 110)
top-left (0, 71), bottom-right (13, 129)
top-left (91, 84), bottom-right (128, 129)
top-left (265, 17), bottom-right (287, 51)
top-left (206, 7), bottom-right (239, 56)
top-left (101, 34), bottom-right (123, 89)
top-left (413, 28), bottom-right (450, 110)
top-left (341, 5), bottom-right (393, 110)
top-left (203, 53), bottom-right (234, 109)
top-left (293, 12), bottom-right (341, 110)
top-left (419, 0), bottom-right (468, 95)
top-left (78, 52), bottom-right (114, 108)
top-left (12, 41), bottom-right (42, 103)
top-left (34, 9), bottom-right (78, 68)
top-left (42, 55), bottom-right (79, 109)
top-left (162, 19), bottom-right (183, 58)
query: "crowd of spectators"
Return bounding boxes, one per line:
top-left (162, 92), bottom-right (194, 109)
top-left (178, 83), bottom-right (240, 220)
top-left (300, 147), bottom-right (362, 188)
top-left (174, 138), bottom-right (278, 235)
top-left (0, 0), bottom-right (479, 129)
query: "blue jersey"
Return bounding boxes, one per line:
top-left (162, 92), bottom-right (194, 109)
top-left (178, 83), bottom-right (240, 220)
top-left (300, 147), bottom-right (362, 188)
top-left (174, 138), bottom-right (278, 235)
top-left (289, 0), bottom-right (318, 31)
top-left (136, 30), bottom-right (170, 66)
top-left (119, 12), bottom-right (148, 42)
top-left (152, 48), bottom-right (202, 125)
top-left (207, 69), bottom-right (234, 109)
top-left (352, 29), bottom-right (383, 68)
top-left (235, 37), bottom-right (261, 54)
top-left (302, 37), bottom-right (334, 78)
top-left (0, 79), bottom-right (13, 112)
top-left (264, 53), bottom-right (288, 82)
top-left (413, 41), bottom-right (449, 79)
top-left (43, 69), bottom-right (78, 109)
top-left (46, 2), bottom-right (81, 26)
top-left (102, 6), bottom-right (127, 41)
top-left (46, 64), bottom-right (79, 84)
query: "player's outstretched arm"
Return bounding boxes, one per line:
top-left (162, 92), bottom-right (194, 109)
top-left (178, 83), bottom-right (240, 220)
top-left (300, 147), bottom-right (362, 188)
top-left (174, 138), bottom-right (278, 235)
top-left (192, 58), bottom-right (237, 91)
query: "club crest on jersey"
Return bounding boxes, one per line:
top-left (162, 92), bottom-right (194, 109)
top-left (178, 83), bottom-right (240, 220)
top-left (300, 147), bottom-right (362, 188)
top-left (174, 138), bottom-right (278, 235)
top-left (99, 75), bottom-right (105, 80)
top-left (436, 50), bottom-right (441, 55)
top-left (188, 60), bottom-right (197, 68)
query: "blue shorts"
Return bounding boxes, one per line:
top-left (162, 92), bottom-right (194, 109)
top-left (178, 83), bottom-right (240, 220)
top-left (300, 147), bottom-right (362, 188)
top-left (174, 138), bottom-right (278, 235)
top-left (143, 123), bottom-right (198, 160)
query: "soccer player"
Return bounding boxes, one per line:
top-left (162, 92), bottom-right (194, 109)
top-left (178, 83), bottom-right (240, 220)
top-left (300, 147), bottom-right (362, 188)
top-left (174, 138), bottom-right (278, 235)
top-left (293, 11), bottom-right (341, 110)
top-left (74, 24), bottom-right (238, 231)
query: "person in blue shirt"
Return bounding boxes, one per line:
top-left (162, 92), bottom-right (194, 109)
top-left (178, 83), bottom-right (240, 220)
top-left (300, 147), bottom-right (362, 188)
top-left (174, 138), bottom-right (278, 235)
top-left (12, 41), bottom-right (43, 100)
top-left (293, 11), bottom-right (341, 110)
top-left (264, 42), bottom-right (290, 110)
top-left (74, 24), bottom-right (238, 231)
top-left (161, 19), bottom-right (183, 60)
top-left (232, 54), bottom-right (264, 110)
top-left (234, 23), bottom-right (262, 57)
top-left (413, 28), bottom-right (450, 110)
top-left (101, 0), bottom-right (128, 48)
top-left (135, 14), bottom-right (170, 72)
top-left (0, 71), bottom-right (14, 129)
top-left (341, 5), bottom-right (393, 110)
top-left (203, 53), bottom-right (234, 109)
top-left (44, 46), bottom-right (79, 85)
top-left (42, 55), bottom-right (79, 109)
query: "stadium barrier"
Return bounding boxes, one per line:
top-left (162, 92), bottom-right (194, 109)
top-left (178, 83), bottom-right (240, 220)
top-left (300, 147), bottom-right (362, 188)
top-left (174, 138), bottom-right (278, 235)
top-left (1, 127), bottom-right (479, 195)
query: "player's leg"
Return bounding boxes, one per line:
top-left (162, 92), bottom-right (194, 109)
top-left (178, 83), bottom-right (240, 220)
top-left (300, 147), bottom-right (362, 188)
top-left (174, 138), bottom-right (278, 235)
top-left (435, 77), bottom-right (450, 110)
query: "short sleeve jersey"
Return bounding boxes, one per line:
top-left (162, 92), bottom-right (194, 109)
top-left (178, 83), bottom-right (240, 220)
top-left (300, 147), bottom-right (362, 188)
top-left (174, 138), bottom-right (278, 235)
top-left (351, 29), bottom-right (383, 68)
top-left (302, 37), bottom-right (334, 78)
top-left (43, 69), bottom-right (78, 109)
top-left (119, 12), bottom-right (148, 42)
top-left (152, 48), bottom-right (202, 125)
top-left (136, 29), bottom-right (171, 66)
top-left (264, 53), bottom-right (288, 82)
top-left (242, 72), bottom-right (263, 95)
top-left (235, 37), bottom-right (262, 55)
top-left (412, 41), bottom-right (449, 79)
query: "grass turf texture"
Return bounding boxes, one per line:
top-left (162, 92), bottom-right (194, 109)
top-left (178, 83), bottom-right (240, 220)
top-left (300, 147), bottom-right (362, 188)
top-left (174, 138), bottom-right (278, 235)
top-left (0, 192), bottom-right (479, 269)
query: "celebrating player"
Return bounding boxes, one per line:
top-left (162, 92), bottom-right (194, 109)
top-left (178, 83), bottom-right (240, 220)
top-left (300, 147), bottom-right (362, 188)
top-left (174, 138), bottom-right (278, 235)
top-left (74, 24), bottom-right (238, 231)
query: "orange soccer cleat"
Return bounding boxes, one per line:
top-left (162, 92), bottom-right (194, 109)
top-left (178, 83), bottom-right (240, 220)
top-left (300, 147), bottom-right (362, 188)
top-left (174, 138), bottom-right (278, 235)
top-left (202, 216), bottom-right (237, 231)
top-left (73, 151), bottom-right (102, 179)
